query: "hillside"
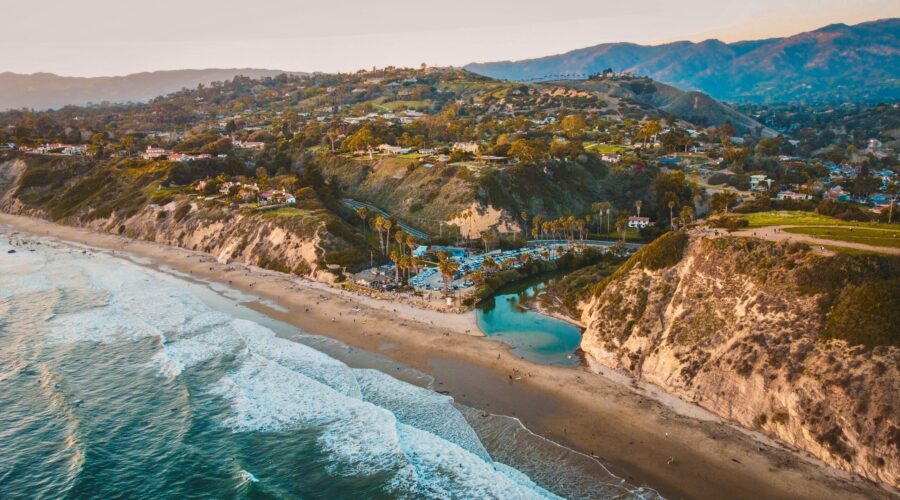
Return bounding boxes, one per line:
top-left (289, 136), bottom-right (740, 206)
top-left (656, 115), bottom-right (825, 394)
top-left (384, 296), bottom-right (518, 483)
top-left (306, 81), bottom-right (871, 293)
top-left (466, 18), bottom-right (900, 103)
top-left (580, 232), bottom-right (899, 486)
top-left (554, 78), bottom-right (768, 133)
top-left (0, 156), bottom-right (367, 280)
top-left (0, 68), bottom-right (295, 110)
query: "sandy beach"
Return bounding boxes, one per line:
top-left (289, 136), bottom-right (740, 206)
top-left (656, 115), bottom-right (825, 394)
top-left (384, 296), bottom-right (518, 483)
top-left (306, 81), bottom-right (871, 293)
top-left (1, 212), bottom-right (892, 500)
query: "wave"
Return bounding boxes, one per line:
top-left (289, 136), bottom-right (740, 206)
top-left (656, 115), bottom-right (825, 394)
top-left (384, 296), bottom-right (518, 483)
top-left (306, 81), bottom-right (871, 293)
top-left (2, 232), bottom-right (647, 498)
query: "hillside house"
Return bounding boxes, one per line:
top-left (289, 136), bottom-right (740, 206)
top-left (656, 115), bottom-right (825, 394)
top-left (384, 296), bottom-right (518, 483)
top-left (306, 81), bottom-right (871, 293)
top-left (259, 189), bottom-right (296, 205)
top-left (627, 216), bottom-right (652, 229)
top-left (750, 174), bottom-right (771, 191)
top-left (377, 144), bottom-right (412, 155)
top-left (452, 142), bottom-right (479, 154)
top-left (775, 191), bottom-right (811, 201)
top-left (601, 153), bottom-right (621, 164)
top-left (142, 146), bottom-right (172, 159)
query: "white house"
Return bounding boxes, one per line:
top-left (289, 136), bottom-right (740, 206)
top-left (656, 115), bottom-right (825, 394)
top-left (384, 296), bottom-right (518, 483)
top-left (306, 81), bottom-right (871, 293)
top-left (377, 144), bottom-right (412, 155)
top-left (627, 216), bottom-right (652, 229)
top-left (601, 153), bottom-right (621, 164)
top-left (775, 191), bottom-right (811, 201)
top-left (142, 146), bottom-right (171, 159)
top-left (452, 142), bottom-right (479, 154)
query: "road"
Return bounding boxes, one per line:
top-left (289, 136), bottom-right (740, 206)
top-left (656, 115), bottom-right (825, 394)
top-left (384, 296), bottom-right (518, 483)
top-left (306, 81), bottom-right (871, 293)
top-left (341, 198), bottom-right (430, 240)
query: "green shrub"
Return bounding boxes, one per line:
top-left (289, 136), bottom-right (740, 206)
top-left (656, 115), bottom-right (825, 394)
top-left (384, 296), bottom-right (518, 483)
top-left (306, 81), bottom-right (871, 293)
top-left (823, 279), bottom-right (900, 348)
top-left (635, 231), bottom-right (689, 270)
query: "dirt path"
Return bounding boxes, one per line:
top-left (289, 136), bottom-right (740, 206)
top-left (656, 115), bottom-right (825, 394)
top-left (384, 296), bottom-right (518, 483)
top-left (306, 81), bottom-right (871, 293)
top-left (733, 225), bottom-right (900, 255)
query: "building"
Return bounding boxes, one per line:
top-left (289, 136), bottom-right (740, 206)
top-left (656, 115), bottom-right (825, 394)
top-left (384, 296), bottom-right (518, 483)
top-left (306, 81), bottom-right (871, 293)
top-left (627, 216), bottom-right (652, 229)
top-left (259, 189), bottom-right (296, 205)
top-left (600, 153), bottom-right (621, 164)
top-left (775, 191), bottom-right (811, 201)
top-left (452, 142), bottom-right (479, 154)
top-left (233, 140), bottom-right (265, 150)
top-left (376, 144), bottom-right (412, 156)
top-left (142, 146), bottom-right (171, 159)
top-left (750, 174), bottom-right (771, 191)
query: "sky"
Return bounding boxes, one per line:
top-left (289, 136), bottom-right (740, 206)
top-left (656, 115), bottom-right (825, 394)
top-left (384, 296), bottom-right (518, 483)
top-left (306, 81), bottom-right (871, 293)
top-left (1, 0), bottom-right (897, 77)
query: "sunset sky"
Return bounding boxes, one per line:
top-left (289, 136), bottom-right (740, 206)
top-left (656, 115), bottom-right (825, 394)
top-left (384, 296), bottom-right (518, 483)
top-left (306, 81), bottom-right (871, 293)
top-left (2, 0), bottom-right (897, 76)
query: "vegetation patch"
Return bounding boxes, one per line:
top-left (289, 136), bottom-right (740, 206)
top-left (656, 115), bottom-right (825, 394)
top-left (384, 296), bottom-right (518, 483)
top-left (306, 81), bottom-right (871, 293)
top-left (823, 279), bottom-right (900, 348)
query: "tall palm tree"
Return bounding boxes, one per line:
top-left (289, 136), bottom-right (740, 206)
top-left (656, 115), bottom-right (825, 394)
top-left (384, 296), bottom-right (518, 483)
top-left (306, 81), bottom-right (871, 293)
top-left (394, 229), bottom-right (407, 256)
top-left (520, 211), bottom-right (529, 239)
top-left (373, 216), bottom-right (385, 256)
top-left (389, 250), bottom-right (400, 283)
top-left (668, 200), bottom-right (676, 228)
top-left (382, 219), bottom-right (393, 257)
top-left (356, 207), bottom-right (369, 235)
top-left (437, 253), bottom-right (459, 291)
top-left (634, 200), bottom-right (642, 218)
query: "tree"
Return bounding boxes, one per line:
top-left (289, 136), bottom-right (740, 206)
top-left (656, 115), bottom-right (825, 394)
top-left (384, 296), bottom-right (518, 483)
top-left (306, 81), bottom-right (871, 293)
top-left (638, 120), bottom-right (661, 150)
top-left (679, 205), bottom-right (695, 226)
top-left (225, 119), bottom-right (237, 135)
top-left (437, 252), bottom-right (459, 291)
top-left (668, 200), bottom-right (676, 227)
top-left (356, 207), bottom-right (369, 235)
top-left (382, 219), bottom-right (393, 258)
top-left (559, 114), bottom-right (587, 140)
top-left (520, 211), bottom-right (529, 238)
top-left (508, 139), bottom-right (545, 165)
top-left (634, 199), bottom-right (642, 217)
top-left (389, 250), bottom-right (401, 283)
top-left (710, 189), bottom-right (739, 213)
top-left (343, 126), bottom-right (377, 153)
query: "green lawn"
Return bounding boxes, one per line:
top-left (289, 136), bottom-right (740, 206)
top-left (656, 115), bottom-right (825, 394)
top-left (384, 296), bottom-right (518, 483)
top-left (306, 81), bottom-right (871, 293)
top-left (741, 211), bottom-right (897, 230)
top-left (784, 226), bottom-right (900, 249)
top-left (584, 142), bottom-right (626, 154)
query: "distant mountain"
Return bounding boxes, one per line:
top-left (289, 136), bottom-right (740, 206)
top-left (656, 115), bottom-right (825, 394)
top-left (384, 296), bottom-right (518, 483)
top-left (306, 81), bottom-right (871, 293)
top-left (466, 18), bottom-right (900, 103)
top-left (0, 68), bottom-right (298, 111)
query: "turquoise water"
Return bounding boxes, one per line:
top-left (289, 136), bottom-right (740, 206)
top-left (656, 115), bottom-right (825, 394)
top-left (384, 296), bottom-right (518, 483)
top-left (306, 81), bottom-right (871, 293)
top-left (0, 229), bottom-right (659, 499)
top-left (476, 276), bottom-right (583, 366)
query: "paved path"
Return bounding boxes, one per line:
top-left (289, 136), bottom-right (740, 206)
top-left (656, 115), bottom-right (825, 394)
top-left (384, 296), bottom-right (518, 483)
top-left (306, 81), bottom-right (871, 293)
top-left (527, 239), bottom-right (644, 251)
top-left (733, 225), bottom-right (900, 256)
top-left (341, 198), bottom-right (429, 240)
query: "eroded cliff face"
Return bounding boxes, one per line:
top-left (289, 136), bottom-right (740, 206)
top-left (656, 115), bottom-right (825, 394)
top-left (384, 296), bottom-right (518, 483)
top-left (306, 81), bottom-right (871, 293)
top-left (0, 158), bottom-right (362, 281)
top-left (580, 232), bottom-right (900, 486)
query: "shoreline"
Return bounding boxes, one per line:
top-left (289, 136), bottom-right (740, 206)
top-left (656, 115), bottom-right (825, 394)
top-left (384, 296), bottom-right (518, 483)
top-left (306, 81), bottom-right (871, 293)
top-left (1, 212), bottom-right (892, 500)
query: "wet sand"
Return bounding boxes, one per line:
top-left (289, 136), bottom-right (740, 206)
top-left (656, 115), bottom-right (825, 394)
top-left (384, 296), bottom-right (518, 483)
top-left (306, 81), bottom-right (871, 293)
top-left (1, 212), bottom-right (892, 500)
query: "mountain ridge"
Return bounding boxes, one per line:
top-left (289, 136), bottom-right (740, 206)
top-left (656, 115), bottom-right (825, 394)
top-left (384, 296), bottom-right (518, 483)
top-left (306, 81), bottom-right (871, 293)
top-left (0, 68), bottom-right (300, 111)
top-left (466, 18), bottom-right (900, 103)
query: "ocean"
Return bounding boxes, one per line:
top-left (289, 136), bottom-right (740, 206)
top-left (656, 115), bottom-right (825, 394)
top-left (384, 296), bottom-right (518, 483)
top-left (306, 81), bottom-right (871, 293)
top-left (0, 228), bottom-right (658, 499)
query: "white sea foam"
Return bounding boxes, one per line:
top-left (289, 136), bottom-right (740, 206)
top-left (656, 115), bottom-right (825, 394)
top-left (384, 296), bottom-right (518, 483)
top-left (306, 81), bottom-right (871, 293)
top-left (5, 235), bottom-right (565, 498)
top-left (396, 424), bottom-right (560, 499)
top-left (234, 320), bottom-right (361, 399)
top-left (354, 368), bottom-right (490, 461)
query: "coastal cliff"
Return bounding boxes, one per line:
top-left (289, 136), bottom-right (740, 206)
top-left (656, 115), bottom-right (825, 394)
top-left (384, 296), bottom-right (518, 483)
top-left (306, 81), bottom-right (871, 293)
top-left (0, 157), bottom-right (367, 280)
top-left (580, 231), bottom-right (900, 486)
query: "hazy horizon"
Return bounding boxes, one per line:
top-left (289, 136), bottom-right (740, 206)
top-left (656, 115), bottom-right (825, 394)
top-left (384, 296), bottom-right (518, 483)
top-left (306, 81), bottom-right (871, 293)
top-left (2, 0), bottom-right (898, 78)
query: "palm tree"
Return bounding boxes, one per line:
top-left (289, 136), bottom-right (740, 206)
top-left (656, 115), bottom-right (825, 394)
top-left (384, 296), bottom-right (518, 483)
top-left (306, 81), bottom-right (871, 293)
top-left (389, 250), bottom-right (400, 283)
top-left (615, 218), bottom-right (627, 243)
top-left (482, 257), bottom-right (498, 275)
top-left (532, 215), bottom-right (544, 239)
top-left (520, 211), bottom-right (529, 239)
top-left (437, 252), bottom-right (459, 291)
top-left (394, 229), bottom-right (407, 256)
top-left (356, 207), bottom-right (369, 235)
top-left (668, 200), bottom-right (676, 228)
top-left (373, 216), bottom-right (385, 256)
top-left (634, 200), bottom-right (642, 218)
top-left (382, 219), bottom-right (393, 257)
